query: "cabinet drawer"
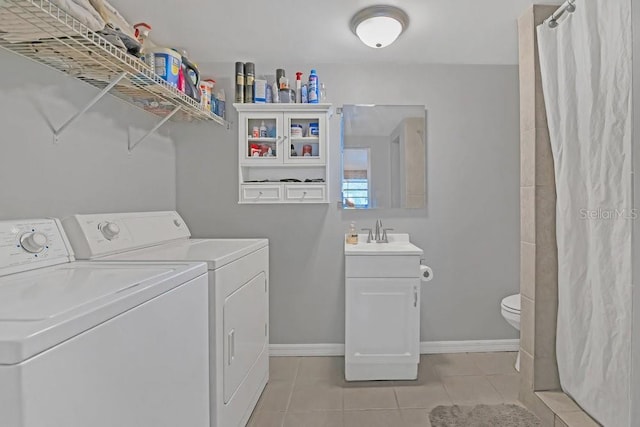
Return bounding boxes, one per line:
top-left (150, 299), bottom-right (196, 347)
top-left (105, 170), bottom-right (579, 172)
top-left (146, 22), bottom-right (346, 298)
top-left (284, 185), bottom-right (326, 202)
top-left (346, 255), bottom-right (420, 278)
top-left (241, 185), bottom-right (282, 202)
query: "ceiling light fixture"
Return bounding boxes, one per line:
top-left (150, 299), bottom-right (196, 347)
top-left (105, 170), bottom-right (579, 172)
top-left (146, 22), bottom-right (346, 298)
top-left (350, 5), bottom-right (409, 49)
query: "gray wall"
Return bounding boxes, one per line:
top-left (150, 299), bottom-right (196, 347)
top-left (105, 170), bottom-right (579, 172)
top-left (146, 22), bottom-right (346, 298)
top-left (176, 62), bottom-right (521, 344)
top-left (632, 0), bottom-right (639, 420)
top-left (0, 50), bottom-right (176, 220)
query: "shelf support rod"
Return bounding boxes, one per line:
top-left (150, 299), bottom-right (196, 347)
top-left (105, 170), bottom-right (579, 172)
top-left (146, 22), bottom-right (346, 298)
top-left (53, 72), bottom-right (127, 142)
top-left (128, 106), bottom-right (181, 152)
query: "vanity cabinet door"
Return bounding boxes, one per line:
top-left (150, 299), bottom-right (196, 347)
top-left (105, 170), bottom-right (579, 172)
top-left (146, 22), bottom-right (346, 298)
top-left (345, 278), bottom-right (420, 365)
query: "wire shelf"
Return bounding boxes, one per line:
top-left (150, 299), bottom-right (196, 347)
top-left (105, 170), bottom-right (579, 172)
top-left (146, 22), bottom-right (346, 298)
top-left (0, 0), bottom-right (228, 126)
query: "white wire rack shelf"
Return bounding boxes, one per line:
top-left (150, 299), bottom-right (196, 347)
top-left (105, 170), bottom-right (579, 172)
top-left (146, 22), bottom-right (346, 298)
top-left (0, 0), bottom-right (228, 131)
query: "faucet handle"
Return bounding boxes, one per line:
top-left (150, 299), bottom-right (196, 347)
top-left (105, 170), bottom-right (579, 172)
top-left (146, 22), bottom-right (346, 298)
top-left (382, 228), bottom-right (394, 242)
top-left (361, 228), bottom-right (373, 243)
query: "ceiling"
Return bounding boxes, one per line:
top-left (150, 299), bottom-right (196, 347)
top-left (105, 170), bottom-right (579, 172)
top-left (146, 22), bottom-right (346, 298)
top-left (109, 0), bottom-right (562, 65)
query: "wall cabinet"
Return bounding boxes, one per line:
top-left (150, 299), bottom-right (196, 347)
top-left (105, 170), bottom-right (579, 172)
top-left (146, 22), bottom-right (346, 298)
top-left (234, 104), bottom-right (331, 204)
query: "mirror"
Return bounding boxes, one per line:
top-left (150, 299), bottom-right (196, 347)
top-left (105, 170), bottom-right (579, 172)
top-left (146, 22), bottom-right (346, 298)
top-left (341, 105), bottom-right (426, 209)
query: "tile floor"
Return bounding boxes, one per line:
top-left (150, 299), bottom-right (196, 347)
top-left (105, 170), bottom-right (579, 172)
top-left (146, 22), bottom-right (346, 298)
top-left (248, 352), bottom-right (521, 427)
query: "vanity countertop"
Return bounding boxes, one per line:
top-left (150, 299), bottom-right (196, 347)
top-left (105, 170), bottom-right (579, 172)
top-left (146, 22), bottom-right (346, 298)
top-left (344, 233), bottom-right (423, 256)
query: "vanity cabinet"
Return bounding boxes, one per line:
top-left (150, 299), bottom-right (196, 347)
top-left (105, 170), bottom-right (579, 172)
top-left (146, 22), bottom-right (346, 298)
top-left (344, 235), bottom-right (423, 381)
top-left (234, 104), bottom-right (332, 204)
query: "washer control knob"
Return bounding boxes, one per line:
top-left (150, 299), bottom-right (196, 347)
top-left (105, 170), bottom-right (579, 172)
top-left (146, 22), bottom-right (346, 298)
top-left (20, 232), bottom-right (48, 253)
top-left (99, 222), bottom-right (120, 240)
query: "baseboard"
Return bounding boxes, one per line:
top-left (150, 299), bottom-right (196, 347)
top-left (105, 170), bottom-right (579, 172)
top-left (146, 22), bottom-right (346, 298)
top-left (419, 339), bottom-right (520, 354)
top-left (269, 339), bottom-right (519, 357)
top-left (269, 343), bottom-right (345, 357)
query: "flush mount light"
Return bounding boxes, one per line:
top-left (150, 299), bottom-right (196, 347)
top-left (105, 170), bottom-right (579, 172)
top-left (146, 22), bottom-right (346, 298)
top-left (350, 5), bottom-right (409, 49)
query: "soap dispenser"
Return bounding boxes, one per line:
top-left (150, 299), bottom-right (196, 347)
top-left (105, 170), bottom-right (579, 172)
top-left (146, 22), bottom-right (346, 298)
top-left (346, 222), bottom-right (358, 245)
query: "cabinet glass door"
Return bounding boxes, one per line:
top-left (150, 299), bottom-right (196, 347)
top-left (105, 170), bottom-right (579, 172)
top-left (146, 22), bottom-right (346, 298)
top-left (285, 113), bottom-right (325, 165)
top-left (241, 113), bottom-right (282, 164)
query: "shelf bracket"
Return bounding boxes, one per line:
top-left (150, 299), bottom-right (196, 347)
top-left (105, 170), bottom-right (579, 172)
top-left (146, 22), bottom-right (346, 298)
top-left (128, 106), bottom-right (181, 152)
top-left (53, 72), bottom-right (127, 143)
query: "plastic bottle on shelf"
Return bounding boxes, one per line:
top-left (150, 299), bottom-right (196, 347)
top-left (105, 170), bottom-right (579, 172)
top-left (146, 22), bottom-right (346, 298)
top-left (199, 80), bottom-right (213, 110)
top-left (216, 88), bottom-right (226, 119)
top-left (208, 79), bottom-right (218, 114)
top-left (259, 121), bottom-right (267, 138)
top-left (177, 63), bottom-right (185, 92)
top-left (320, 82), bottom-right (327, 102)
top-left (265, 82), bottom-right (273, 103)
top-left (308, 69), bottom-right (319, 104)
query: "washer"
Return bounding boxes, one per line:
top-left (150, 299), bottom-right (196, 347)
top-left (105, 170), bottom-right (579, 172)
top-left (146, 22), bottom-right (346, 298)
top-left (62, 211), bottom-right (269, 427)
top-left (0, 218), bottom-right (210, 427)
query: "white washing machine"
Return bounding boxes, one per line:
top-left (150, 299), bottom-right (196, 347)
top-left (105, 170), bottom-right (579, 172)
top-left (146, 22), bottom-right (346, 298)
top-left (0, 218), bottom-right (210, 427)
top-left (62, 211), bottom-right (269, 427)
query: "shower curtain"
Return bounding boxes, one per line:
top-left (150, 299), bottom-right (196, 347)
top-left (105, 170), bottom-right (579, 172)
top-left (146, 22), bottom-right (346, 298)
top-left (537, 1), bottom-right (633, 426)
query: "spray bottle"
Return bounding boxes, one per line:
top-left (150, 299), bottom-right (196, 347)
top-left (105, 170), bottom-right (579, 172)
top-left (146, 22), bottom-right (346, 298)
top-left (133, 22), bottom-right (153, 65)
top-left (295, 72), bottom-right (303, 103)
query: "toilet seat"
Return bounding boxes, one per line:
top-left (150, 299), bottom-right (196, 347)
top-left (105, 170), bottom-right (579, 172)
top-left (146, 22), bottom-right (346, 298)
top-left (499, 293), bottom-right (521, 372)
top-left (501, 294), bottom-right (520, 314)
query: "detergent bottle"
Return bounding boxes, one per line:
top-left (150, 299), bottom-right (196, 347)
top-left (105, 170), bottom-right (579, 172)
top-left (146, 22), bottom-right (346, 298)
top-left (174, 49), bottom-right (201, 102)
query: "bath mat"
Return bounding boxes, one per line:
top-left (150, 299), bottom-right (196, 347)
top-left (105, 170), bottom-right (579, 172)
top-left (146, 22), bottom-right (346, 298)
top-left (429, 404), bottom-right (541, 427)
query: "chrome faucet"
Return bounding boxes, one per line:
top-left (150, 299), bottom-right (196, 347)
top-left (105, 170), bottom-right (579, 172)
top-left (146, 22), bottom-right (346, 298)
top-left (374, 219), bottom-right (393, 243)
top-left (374, 219), bottom-right (382, 242)
top-left (362, 220), bottom-right (392, 243)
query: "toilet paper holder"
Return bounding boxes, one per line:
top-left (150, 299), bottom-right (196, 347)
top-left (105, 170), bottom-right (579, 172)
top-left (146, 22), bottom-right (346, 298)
top-left (420, 258), bottom-right (433, 283)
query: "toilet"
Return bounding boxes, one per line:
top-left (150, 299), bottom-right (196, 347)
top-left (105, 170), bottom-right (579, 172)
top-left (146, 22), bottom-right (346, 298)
top-left (500, 293), bottom-right (521, 371)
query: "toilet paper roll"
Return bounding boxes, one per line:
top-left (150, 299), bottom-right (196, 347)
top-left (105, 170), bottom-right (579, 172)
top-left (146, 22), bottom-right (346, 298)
top-left (420, 265), bottom-right (433, 283)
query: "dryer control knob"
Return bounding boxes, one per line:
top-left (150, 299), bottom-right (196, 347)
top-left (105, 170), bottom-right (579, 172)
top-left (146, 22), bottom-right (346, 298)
top-left (20, 232), bottom-right (48, 253)
top-left (99, 222), bottom-right (120, 240)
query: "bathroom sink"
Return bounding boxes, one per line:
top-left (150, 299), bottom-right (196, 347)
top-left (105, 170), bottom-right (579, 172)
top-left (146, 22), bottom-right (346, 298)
top-left (344, 233), bottom-right (423, 256)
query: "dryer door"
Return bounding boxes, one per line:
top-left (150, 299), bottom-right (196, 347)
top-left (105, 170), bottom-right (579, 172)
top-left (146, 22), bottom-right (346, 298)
top-left (223, 272), bottom-right (268, 403)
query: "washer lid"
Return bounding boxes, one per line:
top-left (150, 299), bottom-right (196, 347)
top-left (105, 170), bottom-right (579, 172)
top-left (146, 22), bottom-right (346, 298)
top-left (0, 267), bottom-right (166, 321)
top-left (101, 238), bottom-right (269, 270)
top-left (0, 261), bottom-right (207, 365)
top-left (501, 294), bottom-right (521, 313)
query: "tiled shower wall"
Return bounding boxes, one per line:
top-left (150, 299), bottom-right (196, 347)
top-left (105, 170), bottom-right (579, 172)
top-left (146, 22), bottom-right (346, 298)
top-left (517, 4), bottom-right (562, 414)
